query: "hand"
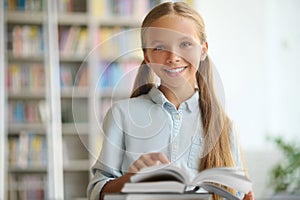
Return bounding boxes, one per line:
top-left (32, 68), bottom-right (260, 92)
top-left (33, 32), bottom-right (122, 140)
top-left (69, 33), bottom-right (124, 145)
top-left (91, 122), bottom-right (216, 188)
top-left (128, 152), bottom-right (169, 173)
top-left (243, 189), bottom-right (254, 200)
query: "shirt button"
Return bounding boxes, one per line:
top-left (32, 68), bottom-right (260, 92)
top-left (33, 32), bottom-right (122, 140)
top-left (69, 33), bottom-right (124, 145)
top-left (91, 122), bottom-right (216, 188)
top-left (173, 143), bottom-right (177, 149)
top-left (175, 113), bottom-right (180, 120)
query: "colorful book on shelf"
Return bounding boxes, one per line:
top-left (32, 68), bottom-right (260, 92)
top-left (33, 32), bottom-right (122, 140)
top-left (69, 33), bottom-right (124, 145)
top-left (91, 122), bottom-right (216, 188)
top-left (5, 0), bottom-right (42, 11)
top-left (59, 26), bottom-right (88, 57)
top-left (7, 63), bottom-right (44, 92)
top-left (75, 64), bottom-right (88, 87)
top-left (92, 0), bottom-right (106, 18)
top-left (57, 0), bottom-right (86, 13)
top-left (12, 25), bottom-right (23, 56)
top-left (60, 64), bottom-right (75, 88)
top-left (9, 131), bottom-right (47, 168)
top-left (11, 25), bottom-right (43, 57)
top-left (9, 100), bottom-right (42, 123)
top-left (122, 164), bottom-right (252, 200)
top-left (75, 27), bottom-right (88, 56)
top-left (8, 173), bottom-right (45, 200)
top-left (98, 61), bottom-right (140, 90)
top-left (61, 26), bottom-right (81, 57)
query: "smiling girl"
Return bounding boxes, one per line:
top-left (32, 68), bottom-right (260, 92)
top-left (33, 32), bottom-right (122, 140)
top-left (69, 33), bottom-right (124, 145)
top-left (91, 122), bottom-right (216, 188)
top-left (88, 2), bottom-right (254, 200)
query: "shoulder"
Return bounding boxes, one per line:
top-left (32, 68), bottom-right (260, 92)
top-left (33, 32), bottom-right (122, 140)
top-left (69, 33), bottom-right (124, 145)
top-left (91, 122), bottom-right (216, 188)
top-left (113, 94), bottom-right (153, 108)
top-left (103, 93), bottom-right (169, 133)
top-left (106, 94), bottom-right (157, 117)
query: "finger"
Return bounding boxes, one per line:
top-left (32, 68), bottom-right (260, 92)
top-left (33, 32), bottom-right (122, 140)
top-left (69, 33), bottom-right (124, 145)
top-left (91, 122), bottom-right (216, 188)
top-left (143, 156), bottom-right (159, 166)
top-left (129, 154), bottom-right (157, 173)
top-left (157, 152), bottom-right (169, 164)
top-left (128, 165), bottom-right (139, 173)
top-left (129, 153), bottom-right (169, 173)
top-left (134, 158), bottom-right (148, 170)
top-left (137, 154), bottom-right (156, 166)
top-left (150, 152), bottom-right (169, 164)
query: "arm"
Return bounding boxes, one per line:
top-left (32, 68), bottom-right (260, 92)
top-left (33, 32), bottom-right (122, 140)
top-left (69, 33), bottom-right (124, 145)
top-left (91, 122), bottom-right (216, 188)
top-left (99, 152), bottom-right (169, 200)
top-left (88, 107), bottom-right (170, 199)
top-left (99, 173), bottom-right (133, 200)
top-left (87, 106), bottom-right (125, 200)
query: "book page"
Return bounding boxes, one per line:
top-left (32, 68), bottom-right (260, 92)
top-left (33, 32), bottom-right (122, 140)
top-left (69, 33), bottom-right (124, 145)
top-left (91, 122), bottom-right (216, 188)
top-left (122, 181), bottom-right (185, 193)
top-left (192, 167), bottom-right (252, 194)
top-left (130, 164), bottom-right (189, 184)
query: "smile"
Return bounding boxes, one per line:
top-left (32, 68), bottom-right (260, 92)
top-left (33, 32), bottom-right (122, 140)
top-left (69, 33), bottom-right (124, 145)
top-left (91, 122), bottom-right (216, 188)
top-left (164, 66), bottom-right (187, 74)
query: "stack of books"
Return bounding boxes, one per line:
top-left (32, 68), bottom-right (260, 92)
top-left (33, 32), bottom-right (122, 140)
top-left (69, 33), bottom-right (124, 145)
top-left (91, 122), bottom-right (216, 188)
top-left (104, 164), bottom-right (252, 200)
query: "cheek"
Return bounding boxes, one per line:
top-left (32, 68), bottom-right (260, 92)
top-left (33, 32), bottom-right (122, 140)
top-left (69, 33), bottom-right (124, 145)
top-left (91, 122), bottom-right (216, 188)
top-left (181, 51), bottom-right (201, 69)
top-left (149, 53), bottom-right (168, 64)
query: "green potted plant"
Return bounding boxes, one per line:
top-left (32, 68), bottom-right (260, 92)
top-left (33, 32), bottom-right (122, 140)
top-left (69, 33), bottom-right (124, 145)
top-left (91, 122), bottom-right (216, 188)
top-left (268, 136), bottom-right (300, 199)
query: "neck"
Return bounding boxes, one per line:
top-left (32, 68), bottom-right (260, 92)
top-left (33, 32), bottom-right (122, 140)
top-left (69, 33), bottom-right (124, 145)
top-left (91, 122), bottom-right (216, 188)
top-left (159, 84), bottom-right (195, 109)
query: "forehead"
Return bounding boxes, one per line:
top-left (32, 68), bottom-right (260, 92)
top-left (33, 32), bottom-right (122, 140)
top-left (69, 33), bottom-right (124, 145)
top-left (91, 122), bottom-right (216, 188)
top-left (144, 15), bottom-right (200, 43)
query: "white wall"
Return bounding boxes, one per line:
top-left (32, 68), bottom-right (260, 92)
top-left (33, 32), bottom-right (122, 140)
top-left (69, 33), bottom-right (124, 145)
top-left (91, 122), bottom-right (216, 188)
top-left (197, 0), bottom-right (268, 149)
top-left (196, 0), bottom-right (300, 199)
top-left (265, 0), bottom-right (300, 139)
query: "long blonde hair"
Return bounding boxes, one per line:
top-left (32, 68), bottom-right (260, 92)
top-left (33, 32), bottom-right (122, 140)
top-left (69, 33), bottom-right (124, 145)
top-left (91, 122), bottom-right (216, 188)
top-left (131, 2), bottom-right (238, 198)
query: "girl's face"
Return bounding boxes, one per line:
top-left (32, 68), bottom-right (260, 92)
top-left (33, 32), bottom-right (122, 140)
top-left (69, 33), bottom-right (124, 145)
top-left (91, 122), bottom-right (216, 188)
top-left (143, 14), bottom-right (207, 89)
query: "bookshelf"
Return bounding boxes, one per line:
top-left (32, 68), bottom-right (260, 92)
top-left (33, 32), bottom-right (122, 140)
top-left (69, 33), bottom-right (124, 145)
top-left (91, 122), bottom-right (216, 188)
top-left (0, 1), bottom-right (7, 199)
top-left (3, 0), bottom-right (64, 199)
top-left (4, 3), bottom-right (49, 200)
top-left (57, 1), bottom-right (90, 199)
top-left (1, 0), bottom-right (196, 199)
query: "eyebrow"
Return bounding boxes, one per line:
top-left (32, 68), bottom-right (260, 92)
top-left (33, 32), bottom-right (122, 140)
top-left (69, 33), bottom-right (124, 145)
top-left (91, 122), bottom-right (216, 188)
top-left (149, 40), bottom-right (163, 47)
top-left (150, 36), bottom-right (194, 45)
top-left (178, 36), bottom-right (194, 41)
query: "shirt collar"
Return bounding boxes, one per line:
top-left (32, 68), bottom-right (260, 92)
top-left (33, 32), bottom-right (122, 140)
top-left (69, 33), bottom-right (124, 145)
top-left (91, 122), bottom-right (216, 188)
top-left (148, 86), bottom-right (168, 106)
top-left (148, 86), bottom-right (199, 112)
top-left (184, 89), bottom-right (199, 112)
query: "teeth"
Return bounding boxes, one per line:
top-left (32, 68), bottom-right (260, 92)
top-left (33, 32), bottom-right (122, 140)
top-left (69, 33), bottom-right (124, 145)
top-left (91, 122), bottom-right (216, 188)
top-left (165, 67), bottom-right (186, 73)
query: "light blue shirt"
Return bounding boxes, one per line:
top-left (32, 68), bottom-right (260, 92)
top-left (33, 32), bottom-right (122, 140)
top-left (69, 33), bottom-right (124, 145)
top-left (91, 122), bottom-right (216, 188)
top-left (87, 86), bottom-right (243, 200)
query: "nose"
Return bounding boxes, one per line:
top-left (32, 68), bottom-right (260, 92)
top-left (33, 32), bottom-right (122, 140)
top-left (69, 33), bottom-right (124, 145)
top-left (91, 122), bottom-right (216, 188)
top-left (166, 51), bottom-right (181, 64)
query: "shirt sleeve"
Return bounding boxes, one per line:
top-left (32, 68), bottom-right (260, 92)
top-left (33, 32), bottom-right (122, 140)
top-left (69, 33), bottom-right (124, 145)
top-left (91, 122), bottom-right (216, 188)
top-left (87, 105), bottom-right (125, 200)
top-left (229, 121), bottom-right (243, 169)
top-left (229, 121), bottom-right (247, 199)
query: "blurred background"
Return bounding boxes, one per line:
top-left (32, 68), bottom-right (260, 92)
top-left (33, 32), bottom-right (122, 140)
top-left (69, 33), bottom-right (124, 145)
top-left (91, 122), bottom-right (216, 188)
top-left (1, 0), bottom-right (299, 199)
top-left (197, 0), bottom-right (300, 198)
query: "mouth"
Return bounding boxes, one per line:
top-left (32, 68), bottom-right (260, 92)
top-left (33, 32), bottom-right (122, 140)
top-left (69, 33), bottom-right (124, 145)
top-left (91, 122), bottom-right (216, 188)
top-left (163, 66), bottom-right (187, 74)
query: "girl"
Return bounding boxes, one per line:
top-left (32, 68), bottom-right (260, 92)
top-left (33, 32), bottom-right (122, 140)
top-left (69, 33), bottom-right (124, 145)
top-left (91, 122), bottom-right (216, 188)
top-left (87, 2), bottom-right (254, 200)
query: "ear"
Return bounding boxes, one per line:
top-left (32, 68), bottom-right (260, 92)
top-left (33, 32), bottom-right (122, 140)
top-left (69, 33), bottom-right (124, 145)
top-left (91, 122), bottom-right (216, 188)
top-left (200, 42), bottom-right (208, 61)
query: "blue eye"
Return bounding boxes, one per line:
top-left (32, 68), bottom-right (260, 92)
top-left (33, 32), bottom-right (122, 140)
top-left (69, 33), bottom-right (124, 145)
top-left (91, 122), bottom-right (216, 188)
top-left (181, 41), bottom-right (192, 48)
top-left (153, 45), bottom-right (165, 51)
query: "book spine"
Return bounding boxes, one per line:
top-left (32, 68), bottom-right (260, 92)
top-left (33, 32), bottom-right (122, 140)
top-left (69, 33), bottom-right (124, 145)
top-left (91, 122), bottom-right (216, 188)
top-left (57, 0), bottom-right (86, 13)
top-left (7, 63), bottom-right (44, 92)
top-left (18, 131), bottom-right (29, 168)
top-left (59, 26), bottom-right (88, 57)
top-left (92, 0), bottom-right (105, 18)
top-left (60, 64), bottom-right (77, 88)
top-left (12, 25), bottom-right (23, 56)
top-left (98, 60), bottom-right (139, 91)
top-left (17, 0), bottom-right (25, 10)
top-left (9, 131), bottom-right (47, 168)
top-left (74, 27), bottom-right (88, 56)
top-left (9, 100), bottom-right (44, 123)
top-left (10, 25), bottom-right (43, 57)
top-left (76, 64), bottom-right (88, 87)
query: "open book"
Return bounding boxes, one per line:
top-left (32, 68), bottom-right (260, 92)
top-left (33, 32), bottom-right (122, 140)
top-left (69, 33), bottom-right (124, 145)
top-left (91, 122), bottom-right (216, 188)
top-left (121, 164), bottom-right (252, 200)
